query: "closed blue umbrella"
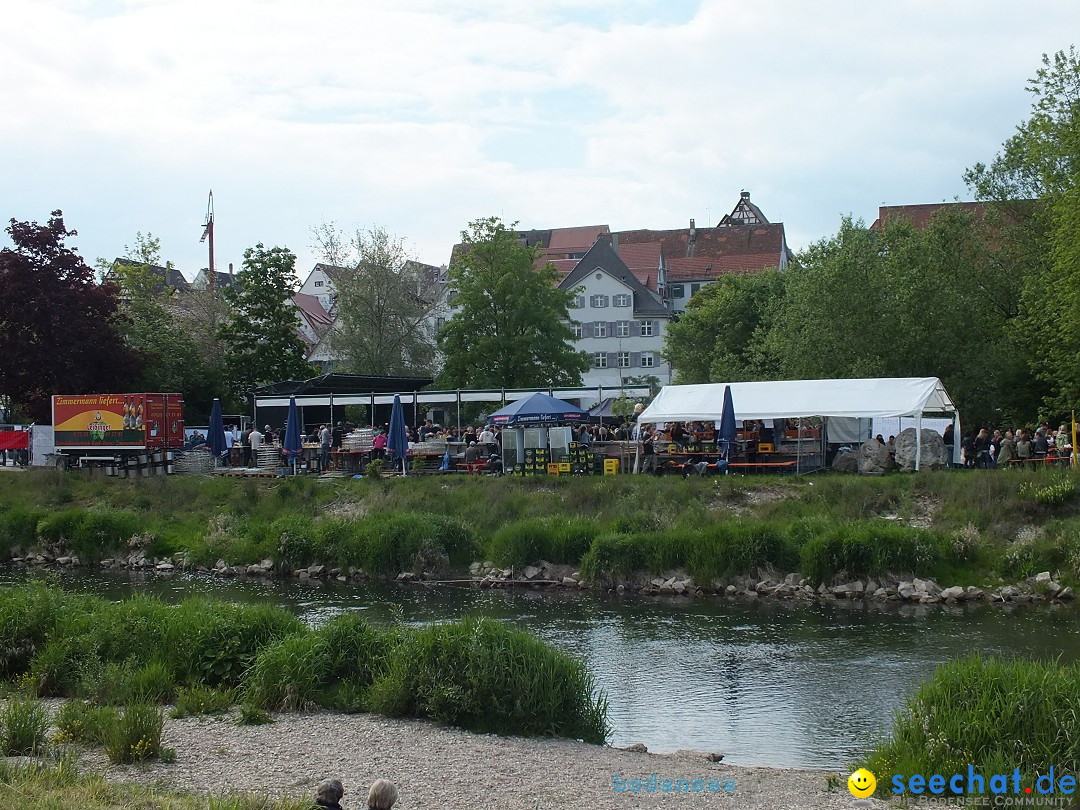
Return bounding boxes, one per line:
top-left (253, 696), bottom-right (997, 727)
top-left (208, 398), bottom-right (227, 466)
top-left (387, 393), bottom-right (409, 476)
top-left (717, 385), bottom-right (737, 465)
top-left (283, 396), bottom-right (303, 474)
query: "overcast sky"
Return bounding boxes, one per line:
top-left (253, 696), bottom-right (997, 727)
top-left (3, 0), bottom-right (1077, 280)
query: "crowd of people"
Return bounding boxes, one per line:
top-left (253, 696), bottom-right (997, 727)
top-left (951, 422), bottom-right (1074, 469)
top-left (313, 777), bottom-right (396, 810)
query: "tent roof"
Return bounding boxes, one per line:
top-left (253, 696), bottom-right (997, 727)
top-left (637, 378), bottom-right (957, 423)
top-left (487, 393), bottom-right (588, 425)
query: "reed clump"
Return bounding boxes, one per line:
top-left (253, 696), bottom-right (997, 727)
top-left (864, 655), bottom-right (1080, 781)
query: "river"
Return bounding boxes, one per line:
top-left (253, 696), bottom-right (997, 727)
top-left (4, 569), bottom-right (1077, 770)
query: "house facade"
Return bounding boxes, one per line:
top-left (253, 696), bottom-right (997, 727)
top-left (558, 239), bottom-right (671, 390)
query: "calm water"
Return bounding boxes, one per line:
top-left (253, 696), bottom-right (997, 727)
top-left (5, 569), bottom-right (1078, 769)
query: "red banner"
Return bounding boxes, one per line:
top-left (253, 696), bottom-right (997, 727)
top-left (0, 431), bottom-right (29, 450)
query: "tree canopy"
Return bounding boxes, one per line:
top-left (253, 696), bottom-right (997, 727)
top-left (437, 217), bottom-right (589, 389)
top-left (312, 223), bottom-right (437, 376)
top-left (0, 211), bottom-right (141, 422)
top-left (218, 243), bottom-right (315, 402)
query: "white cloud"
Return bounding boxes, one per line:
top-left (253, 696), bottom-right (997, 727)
top-left (1, 0), bottom-right (1077, 278)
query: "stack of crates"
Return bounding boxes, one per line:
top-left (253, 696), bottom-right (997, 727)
top-left (567, 442), bottom-right (591, 475)
top-left (523, 447), bottom-right (550, 476)
top-left (603, 458), bottom-right (620, 476)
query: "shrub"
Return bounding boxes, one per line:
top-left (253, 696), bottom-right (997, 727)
top-left (170, 685), bottom-right (234, 718)
top-left (103, 702), bottom-right (164, 764)
top-left (487, 517), bottom-right (597, 567)
top-left (864, 655), bottom-right (1080, 780)
top-left (55, 700), bottom-right (116, 745)
top-left (0, 505), bottom-right (46, 551)
top-left (36, 509), bottom-right (85, 547)
top-left (71, 509), bottom-right (142, 559)
top-left (0, 695), bottom-right (49, 756)
top-left (236, 703), bottom-right (271, 726)
top-left (800, 521), bottom-right (947, 583)
top-left (242, 633), bottom-right (328, 711)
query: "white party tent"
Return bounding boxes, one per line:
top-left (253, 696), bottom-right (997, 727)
top-left (636, 377), bottom-right (960, 470)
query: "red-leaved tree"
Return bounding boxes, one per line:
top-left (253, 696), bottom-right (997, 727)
top-left (0, 211), bottom-right (143, 422)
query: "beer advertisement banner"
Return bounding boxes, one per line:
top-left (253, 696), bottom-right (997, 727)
top-left (53, 394), bottom-right (147, 448)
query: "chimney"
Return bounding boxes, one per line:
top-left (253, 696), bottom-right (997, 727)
top-left (228, 262), bottom-right (234, 276)
top-left (741, 190), bottom-right (751, 200)
top-left (689, 218), bottom-right (696, 241)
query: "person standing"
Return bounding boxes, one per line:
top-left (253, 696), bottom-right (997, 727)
top-left (640, 425), bottom-right (657, 474)
top-left (319, 423), bottom-right (331, 471)
top-left (241, 425), bottom-right (253, 466)
top-left (248, 425), bottom-right (264, 466)
top-left (997, 430), bottom-right (1016, 468)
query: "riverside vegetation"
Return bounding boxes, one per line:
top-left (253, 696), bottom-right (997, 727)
top-left (3, 468), bottom-right (1080, 590)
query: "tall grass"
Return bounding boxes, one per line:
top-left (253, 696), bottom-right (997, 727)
top-left (864, 655), bottom-right (1080, 781)
top-left (0, 583), bottom-right (610, 744)
top-left (0, 695), bottom-right (49, 756)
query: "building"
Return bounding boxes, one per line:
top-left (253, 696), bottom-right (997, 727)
top-left (870, 201), bottom-right (987, 231)
top-left (559, 238), bottom-right (671, 389)
top-left (104, 258), bottom-right (190, 298)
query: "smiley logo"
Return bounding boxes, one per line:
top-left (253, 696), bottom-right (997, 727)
top-left (848, 768), bottom-right (876, 798)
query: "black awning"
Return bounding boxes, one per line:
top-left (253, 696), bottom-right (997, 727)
top-left (253, 373), bottom-right (433, 397)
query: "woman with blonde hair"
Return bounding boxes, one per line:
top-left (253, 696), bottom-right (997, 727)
top-left (368, 778), bottom-right (398, 810)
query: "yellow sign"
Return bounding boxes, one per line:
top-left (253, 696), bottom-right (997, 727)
top-left (848, 768), bottom-right (876, 798)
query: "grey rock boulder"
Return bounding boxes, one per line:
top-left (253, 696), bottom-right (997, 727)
top-left (832, 450), bottom-right (858, 474)
top-left (894, 427), bottom-right (949, 472)
top-left (858, 440), bottom-right (893, 475)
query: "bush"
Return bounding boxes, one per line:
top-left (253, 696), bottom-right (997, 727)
top-left (367, 617), bottom-right (609, 743)
top-left (170, 685), bottom-right (234, 718)
top-left (55, 700), bottom-right (116, 745)
top-left (242, 633), bottom-right (328, 711)
top-left (103, 702), bottom-right (164, 764)
top-left (800, 521), bottom-right (947, 584)
top-left (0, 505), bottom-right (46, 552)
top-left (0, 695), bottom-right (49, 755)
top-left (487, 517), bottom-right (597, 567)
top-left (864, 655), bottom-right (1080, 780)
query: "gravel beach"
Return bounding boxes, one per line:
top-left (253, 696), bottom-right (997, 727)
top-left (86, 709), bottom-right (886, 809)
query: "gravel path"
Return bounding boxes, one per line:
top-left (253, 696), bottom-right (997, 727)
top-left (86, 710), bottom-right (888, 809)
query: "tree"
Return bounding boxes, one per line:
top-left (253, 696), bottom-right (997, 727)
top-left (662, 270), bottom-right (784, 384)
top-left (965, 47), bottom-right (1080, 416)
top-left (218, 243), bottom-right (315, 402)
top-left (0, 211), bottom-right (142, 422)
top-left (312, 223), bottom-right (437, 376)
top-left (437, 217), bottom-right (589, 389)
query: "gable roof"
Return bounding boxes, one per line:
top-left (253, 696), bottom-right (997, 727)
top-left (559, 238), bottom-right (668, 318)
top-left (109, 258), bottom-right (189, 294)
top-left (666, 253), bottom-right (782, 280)
top-left (871, 201), bottom-right (986, 230)
top-left (293, 292), bottom-right (333, 327)
top-left (719, 192), bottom-right (769, 226)
top-left (547, 225), bottom-right (611, 253)
top-left (613, 242), bottom-right (662, 291)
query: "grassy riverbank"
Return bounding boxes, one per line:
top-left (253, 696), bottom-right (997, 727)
top-left (864, 655), bottom-right (1080, 785)
top-left (0, 582), bottom-right (608, 744)
top-left (2, 468), bottom-right (1080, 586)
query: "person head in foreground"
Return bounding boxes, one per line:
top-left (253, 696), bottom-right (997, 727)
top-left (315, 778), bottom-right (344, 809)
top-left (368, 778), bottom-right (398, 809)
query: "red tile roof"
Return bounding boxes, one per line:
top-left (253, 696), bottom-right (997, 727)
top-left (666, 254), bottom-right (782, 279)
top-left (293, 292), bottom-right (333, 327)
top-left (615, 222), bottom-right (787, 264)
top-left (871, 202), bottom-right (985, 231)
top-left (547, 225), bottom-right (610, 252)
top-left (613, 242), bottom-right (662, 291)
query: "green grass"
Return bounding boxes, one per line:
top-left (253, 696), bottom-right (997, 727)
top-left (4, 468), bottom-right (1080, 587)
top-left (0, 695), bottom-right (49, 756)
top-left (0, 758), bottom-right (311, 809)
top-left (0, 582), bottom-right (610, 744)
top-left (864, 655), bottom-right (1080, 783)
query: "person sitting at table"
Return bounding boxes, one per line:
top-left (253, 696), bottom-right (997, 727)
top-left (669, 422), bottom-right (687, 451)
top-left (464, 441), bottom-right (482, 467)
top-left (372, 429), bottom-right (387, 458)
top-left (485, 453), bottom-right (504, 476)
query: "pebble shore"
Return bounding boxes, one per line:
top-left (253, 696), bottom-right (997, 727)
top-left (85, 709), bottom-right (880, 810)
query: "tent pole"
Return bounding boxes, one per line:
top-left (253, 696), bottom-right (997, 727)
top-left (797, 417), bottom-right (802, 475)
top-left (952, 411), bottom-right (961, 467)
top-left (915, 414), bottom-right (923, 471)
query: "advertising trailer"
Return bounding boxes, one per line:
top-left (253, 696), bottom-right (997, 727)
top-left (51, 393), bottom-right (185, 467)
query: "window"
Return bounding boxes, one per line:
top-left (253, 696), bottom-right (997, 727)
top-left (447, 289), bottom-right (458, 304)
top-left (691, 282), bottom-right (702, 295)
top-left (614, 293), bottom-right (631, 307)
top-left (670, 284), bottom-right (685, 298)
top-left (594, 352), bottom-right (607, 368)
top-left (570, 323), bottom-right (582, 339)
top-left (639, 320), bottom-right (653, 337)
top-left (435, 316), bottom-right (445, 330)
top-left (641, 352), bottom-right (655, 368)
top-left (314, 280), bottom-right (324, 287)
top-left (593, 321), bottom-right (607, 338)
top-left (617, 352), bottom-right (630, 368)
top-left (570, 295), bottom-right (585, 309)
top-left (590, 294), bottom-right (609, 308)
top-left (616, 321), bottom-right (630, 338)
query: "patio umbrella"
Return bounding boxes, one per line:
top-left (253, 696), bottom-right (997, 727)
top-left (717, 385), bottom-right (737, 464)
top-left (208, 398), bottom-right (227, 466)
top-left (487, 392), bottom-right (588, 426)
top-left (283, 396), bottom-right (303, 475)
top-left (387, 393), bottom-right (409, 476)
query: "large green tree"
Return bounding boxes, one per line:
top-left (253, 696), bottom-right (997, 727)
top-left (312, 223), bottom-right (437, 376)
top-left (965, 46), bottom-right (1080, 416)
top-left (663, 269), bottom-right (784, 384)
top-left (0, 211), bottom-right (142, 422)
top-left (218, 243), bottom-right (315, 402)
top-left (437, 217), bottom-right (589, 389)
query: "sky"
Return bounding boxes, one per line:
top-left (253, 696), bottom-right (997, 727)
top-left (2, 0), bottom-right (1078, 281)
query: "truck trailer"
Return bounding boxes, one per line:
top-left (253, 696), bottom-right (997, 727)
top-left (51, 393), bottom-right (185, 472)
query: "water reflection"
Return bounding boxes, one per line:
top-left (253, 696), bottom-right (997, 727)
top-left (4, 569), bottom-right (1077, 769)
